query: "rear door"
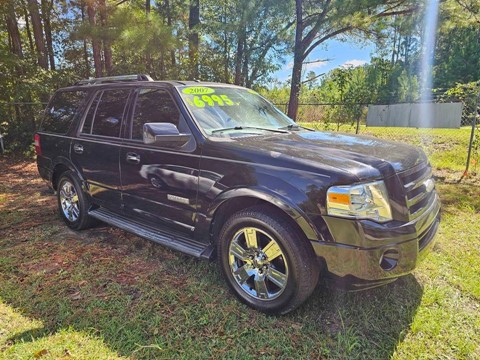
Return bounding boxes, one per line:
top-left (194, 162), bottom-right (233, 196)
top-left (37, 90), bottom-right (88, 178)
top-left (120, 87), bottom-right (200, 234)
top-left (71, 88), bottom-right (132, 210)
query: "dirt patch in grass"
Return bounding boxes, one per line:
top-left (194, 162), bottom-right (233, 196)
top-left (434, 168), bottom-right (480, 186)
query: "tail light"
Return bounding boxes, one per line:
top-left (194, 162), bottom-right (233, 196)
top-left (34, 133), bottom-right (42, 156)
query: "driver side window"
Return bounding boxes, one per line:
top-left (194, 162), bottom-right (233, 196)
top-left (131, 88), bottom-right (186, 140)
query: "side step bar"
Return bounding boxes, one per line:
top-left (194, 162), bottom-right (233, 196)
top-left (88, 208), bottom-right (214, 259)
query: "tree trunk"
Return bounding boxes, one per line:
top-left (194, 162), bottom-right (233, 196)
top-left (98, 0), bottom-right (113, 75)
top-left (391, 24), bottom-right (397, 64)
top-left (146, 53), bottom-right (153, 77)
top-left (86, 1), bottom-right (102, 77)
top-left (221, 3), bottom-right (229, 83)
top-left (288, 57), bottom-right (303, 120)
top-left (224, 32), bottom-right (229, 83)
top-left (23, 5), bottom-right (35, 54)
top-left (249, 42), bottom-right (271, 87)
top-left (404, 35), bottom-right (410, 67)
top-left (159, 50), bottom-right (166, 79)
top-left (28, 0), bottom-right (48, 69)
top-left (396, 29), bottom-right (401, 64)
top-left (103, 42), bottom-right (113, 75)
top-left (164, 0), bottom-right (176, 71)
top-left (241, 36), bottom-right (248, 87)
top-left (80, 1), bottom-right (90, 77)
top-left (234, 23), bottom-right (245, 85)
top-left (5, 4), bottom-right (24, 60)
top-left (145, 0), bottom-right (151, 76)
top-left (287, 0), bottom-right (304, 120)
top-left (189, 0), bottom-right (200, 79)
top-left (7, 24), bottom-right (12, 52)
top-left (41, 0), bottom-right (55, 70)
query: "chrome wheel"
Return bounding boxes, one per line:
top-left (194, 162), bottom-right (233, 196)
top-left (228, 227), bottom-right (288, 300)
top-left (59, 180), bottom-right (80, 222)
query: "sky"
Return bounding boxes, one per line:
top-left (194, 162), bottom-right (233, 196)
top-left (272, 40), bottom-right (376, 84)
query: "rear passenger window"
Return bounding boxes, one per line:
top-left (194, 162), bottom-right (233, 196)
top-left (41, 91), bottom-right (86, 134)
top-left (131, 88), bottom-right (181, 140)
top-left (82, 89), bottom-right (131, 137)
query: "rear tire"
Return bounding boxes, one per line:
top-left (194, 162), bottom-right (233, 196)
top-left (217, 205), bottom-right (320, 314)
top-left (57, 171), bottom-right (96, 230)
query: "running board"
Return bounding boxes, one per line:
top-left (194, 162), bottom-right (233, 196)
top-left (88, 208), bottom-right (213, 259)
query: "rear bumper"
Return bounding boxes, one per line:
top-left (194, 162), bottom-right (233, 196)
top-left (312, 192), bottom-right (440, 290)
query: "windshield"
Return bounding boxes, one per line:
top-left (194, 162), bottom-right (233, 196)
top-left (178, 85), bottom-right (296, 136)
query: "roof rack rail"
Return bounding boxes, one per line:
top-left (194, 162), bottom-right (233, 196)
top-left (75, 74), bottom-right (153, 86)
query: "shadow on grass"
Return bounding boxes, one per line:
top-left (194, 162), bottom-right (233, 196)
top-left (6, 327), bottom-right (49, 345)
top-left (0, 234), bottom-right (424, 360)
top-left (296, 275), bottom-right (423, 358)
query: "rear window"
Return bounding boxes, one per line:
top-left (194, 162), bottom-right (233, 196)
top-left (41, 90), bottom-right (87, 134)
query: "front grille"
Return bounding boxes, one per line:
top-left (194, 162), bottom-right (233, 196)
top-left (398, 163), bottom-right (436, 221)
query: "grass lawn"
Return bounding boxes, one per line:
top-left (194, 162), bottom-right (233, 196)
top-left (301, 123), bottom-right (476, 175)
top-left (0, 128), bottom-right (479, 359)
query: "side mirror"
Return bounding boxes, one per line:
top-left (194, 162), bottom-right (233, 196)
top-left (143, 123), bottom-right (191, 147)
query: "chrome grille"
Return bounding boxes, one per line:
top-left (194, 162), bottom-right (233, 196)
top-left (398, 163), bottom-right (436, 221)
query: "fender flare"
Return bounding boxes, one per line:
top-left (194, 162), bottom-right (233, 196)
top-left (207, 186), bottom-right (323, 241)
top-left (51, 156), bottom-right (87, 189)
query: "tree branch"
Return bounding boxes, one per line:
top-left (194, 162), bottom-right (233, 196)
top-left (455, 0), bottom-right (480, 23)
top-left (303, 12), bottom-right (326, 28)
top-left (302, 25), bottom-right (353, 61)
top-left (375, 7), bottom-right (419, 17)
top-left (301, 72), bottom-right (325, 84)
top-left (303, 58), bottom-right (331, 64)
top-left (302, 0), bottom-right (332, 48)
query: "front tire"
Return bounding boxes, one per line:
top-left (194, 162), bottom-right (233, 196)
top-left (57, 171), bottom-right (95, 230)
top-left (217, 205), bottom-right (320, 314)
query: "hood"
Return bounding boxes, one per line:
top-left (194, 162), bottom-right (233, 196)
top-left (232, 131), bottom-right (427, 181)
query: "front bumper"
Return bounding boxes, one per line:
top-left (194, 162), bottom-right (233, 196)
top-left (311, 192), bottom-right (440, 290)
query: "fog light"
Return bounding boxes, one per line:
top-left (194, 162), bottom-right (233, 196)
top-left (379, 249), bottom-right (399, 271)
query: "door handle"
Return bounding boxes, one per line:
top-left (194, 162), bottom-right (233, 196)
top-left (126, 152), bottom-right (141, 164)
top-left (73, 143), bottom-right (83, 154)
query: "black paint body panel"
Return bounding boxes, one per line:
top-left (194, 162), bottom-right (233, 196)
top-left (35, 80), bottom-right (440, 288)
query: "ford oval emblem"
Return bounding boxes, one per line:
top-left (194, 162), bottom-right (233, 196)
top-left (424, 178), bottom-right (435, 193)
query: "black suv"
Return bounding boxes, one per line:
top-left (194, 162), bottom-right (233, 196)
top-left (35, 75), bottom-right (440, 314)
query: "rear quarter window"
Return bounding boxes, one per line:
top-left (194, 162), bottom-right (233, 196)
top-left (40, 90), bottom-right (87, 134)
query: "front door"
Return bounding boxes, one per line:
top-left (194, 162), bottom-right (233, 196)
top-left (71, 88), bottom-right (132, 210)
top-left (120, 87), bottom-right (199, 234)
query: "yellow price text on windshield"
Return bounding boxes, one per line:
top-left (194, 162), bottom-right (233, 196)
top-left (187, 95), bottom-right (236, 108)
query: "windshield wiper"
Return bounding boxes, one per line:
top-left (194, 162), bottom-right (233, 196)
top-left (211, 126), bottom-right (288, 134)
top-left (278, 124), bottom-right (302, 131)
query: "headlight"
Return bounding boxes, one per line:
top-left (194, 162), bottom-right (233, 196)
top-left (326, 181), bottom-right (392, 223)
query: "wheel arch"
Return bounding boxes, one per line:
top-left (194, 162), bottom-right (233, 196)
top-left (51, 157), bottom-right (85, 191)
top-left (208, 188), bottom-right (323, 246)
